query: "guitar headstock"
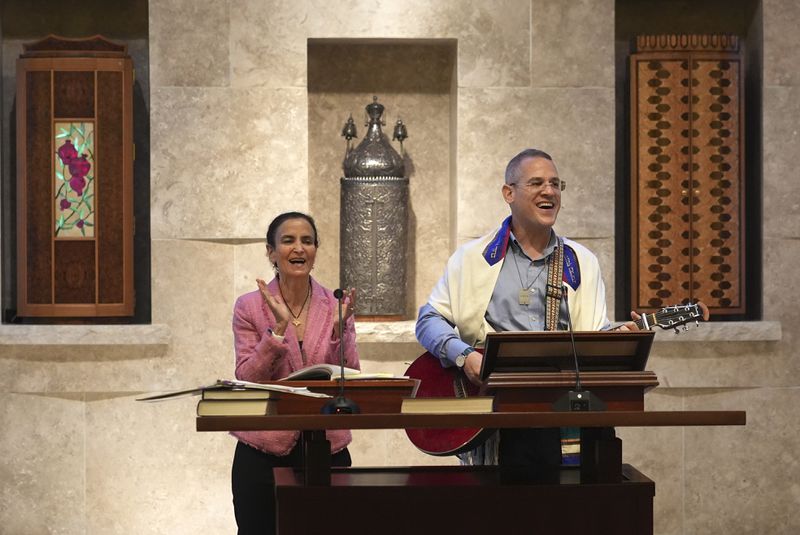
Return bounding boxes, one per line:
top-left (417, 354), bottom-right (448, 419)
top-left (642, 301), bottom-right (709, 332)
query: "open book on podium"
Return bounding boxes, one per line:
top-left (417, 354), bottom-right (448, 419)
top-left (280, 364), bottom-right (396, 381)
top-left (480, 330), bottom-right (659, 412)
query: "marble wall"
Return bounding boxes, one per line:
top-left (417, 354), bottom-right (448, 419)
top-left (1, 0), bottom-right (798, 534)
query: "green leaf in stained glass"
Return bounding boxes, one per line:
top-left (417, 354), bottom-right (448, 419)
top-left (56, 132), bottom-right (69, 139)
top-left (80, 226), bottom-right (86, 236)
top-left (57, 215), bottom-right (64, 229)
top-left (84, 222), bottom-right (94, 227)
top-left (76, 124), bottom-right (85, 137)
top-left (56, 171), bottom-right (64, 180)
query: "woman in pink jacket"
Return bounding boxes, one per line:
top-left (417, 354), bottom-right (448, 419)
top-left (230, 211), bottom-right (359, 535)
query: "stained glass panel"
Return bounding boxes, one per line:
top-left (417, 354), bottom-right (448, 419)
top-left (54, 121), bottom-right (95, 237)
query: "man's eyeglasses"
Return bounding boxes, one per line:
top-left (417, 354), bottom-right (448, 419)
top-left (509, 178), bottom-right (567, 192)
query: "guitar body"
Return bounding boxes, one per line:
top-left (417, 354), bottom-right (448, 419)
top-left (404, 352), bottom-right (493, 456)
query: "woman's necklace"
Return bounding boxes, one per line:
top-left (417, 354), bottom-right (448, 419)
top-left (512, 248), bottom-right (547, 306)
top-left (279, 280), bottom-right (311, 327)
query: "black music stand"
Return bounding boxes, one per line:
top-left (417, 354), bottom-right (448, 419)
top-left (480, 330), bottom-right (655, 380)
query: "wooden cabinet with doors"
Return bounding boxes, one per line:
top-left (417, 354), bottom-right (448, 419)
top-left (630, 34), bottom-right (745, 317)
top-left (16, 35), bottom-right (134, 318)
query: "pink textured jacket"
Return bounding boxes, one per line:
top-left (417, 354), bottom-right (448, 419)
top-left (231, 277), bottom-right (359, 455)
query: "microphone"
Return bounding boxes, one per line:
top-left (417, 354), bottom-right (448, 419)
top-left (553, 284), bottom-right (606, 412)
top-left (321, 289), bottom-right (360, 414)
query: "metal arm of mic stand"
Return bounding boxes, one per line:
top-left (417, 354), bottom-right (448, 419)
top-left (553, 285), bottom-right (606, 412)
top-left (322, 289), bottom-right (360, 414)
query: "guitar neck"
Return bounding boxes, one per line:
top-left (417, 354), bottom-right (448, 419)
top-left (613, 314), bottom-right (657, 331)
top-left (631, 303), bottom-right (704, 331)
top-left (634, 314), bottom-right (656, 331)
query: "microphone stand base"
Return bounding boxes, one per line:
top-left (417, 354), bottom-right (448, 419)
top-left (553, 390), bottom-right (607, 412)
top-left (321, 396), bottom-right (361, 414)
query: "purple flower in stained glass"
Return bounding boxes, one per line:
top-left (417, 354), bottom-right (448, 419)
top-left (57, 140), bottom-right (78, 164)
top-left (76, 219), bottom-right (84, 229)
top-left (69, 175), bottom-right (87, 196)
top-left (59, 198), bottom-right (71, 211)
top-left (68, 155), bottom-right (91, 179)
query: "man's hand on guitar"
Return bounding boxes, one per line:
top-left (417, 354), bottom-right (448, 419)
top-left (463, 351), bottom-right (484, 386)
top-left (616, 311), bottom-right (642, 331)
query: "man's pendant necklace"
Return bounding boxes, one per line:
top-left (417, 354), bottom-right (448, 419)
top-left (512, 250), bottom-right (546, 306)
top-left (519, 288), bottom-right (531, 306)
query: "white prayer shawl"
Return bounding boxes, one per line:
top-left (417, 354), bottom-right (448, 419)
top-left (427, 224), bottom-right (610, 347)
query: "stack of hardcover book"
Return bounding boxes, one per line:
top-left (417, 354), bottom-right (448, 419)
top-left (137, 379), bottom-right (331, 416)
top-left (197, 388), bottom-right (279, 416)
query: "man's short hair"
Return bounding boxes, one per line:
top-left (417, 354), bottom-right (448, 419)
top-left (504, 148), bottom-right (553, 184)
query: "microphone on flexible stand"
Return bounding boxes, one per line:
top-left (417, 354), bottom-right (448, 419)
top-left (553, 284), bottom-right (606, 412)
top-left (321, 288), bottom-right (360, 414)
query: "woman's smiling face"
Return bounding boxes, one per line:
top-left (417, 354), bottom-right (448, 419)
top-left (267, 218), bottom-right (317, 278)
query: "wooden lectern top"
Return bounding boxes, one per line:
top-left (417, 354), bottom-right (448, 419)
top-left (196, 410), bottom-right (746, 433)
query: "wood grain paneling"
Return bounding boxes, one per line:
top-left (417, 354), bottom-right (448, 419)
top-left (631, 35), bottom-right (745, 316)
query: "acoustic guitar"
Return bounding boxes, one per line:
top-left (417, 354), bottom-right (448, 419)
top-left (404, 302), bottom-right (709, 456)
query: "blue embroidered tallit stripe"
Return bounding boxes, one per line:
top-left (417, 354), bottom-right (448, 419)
top-left (562, 243), bottom-right (581, 290)
top-left (482, 216), bottom-right (512, 266)
top-left (483, 218), bottom-right (582, 293)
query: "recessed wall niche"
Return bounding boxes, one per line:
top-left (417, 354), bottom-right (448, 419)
top-left (307, 39), bottom-right (456, 319)
top-left (614, 0), bottom-right (762, 321)
top-left (1, 0), bottom-right (150, 323)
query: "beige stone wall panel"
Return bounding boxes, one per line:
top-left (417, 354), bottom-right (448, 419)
top-left (151, 239), bottom-right (235, 382)
top-left (86, 395), bottom-right (234, 534)
top-left (230, 0), bottom-right (531, 88)
top-left (684, 388), bottom-right (800, 534)
top-left (0, 393), bottom-right (86, 534)
top-left (763, 0), bottom-right (800, 86)
top-left (618, 390), bottom-right (685, 535)
top-left (531, 0), bottom-right (615, 87)
top-left (763, 87), bottom-right (800, 239)
top-left (456, 87), bottom-right (615, 242)
top-left (149, 0), bottom-right (231, 87)
top-left (763, 238), bottom-right (800, 324)
top-left (151, 87), bottom-right (309, 240)
top-left (647, 340), bottom-right (793, 388)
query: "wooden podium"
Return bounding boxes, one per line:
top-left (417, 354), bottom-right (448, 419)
top-left (197, 380), bottom-right (745, 535)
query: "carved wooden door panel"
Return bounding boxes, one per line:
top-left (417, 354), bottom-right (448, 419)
top-left (16, 36), bottom-right (134, 317)
top-left (630, 35), bottom-right (744, 317)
